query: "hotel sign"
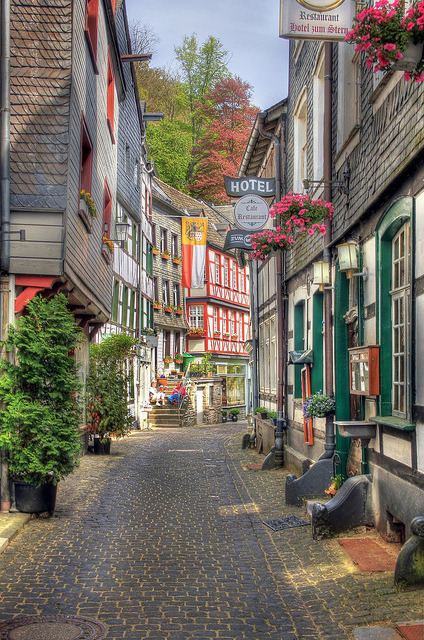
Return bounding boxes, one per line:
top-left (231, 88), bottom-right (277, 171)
top-left (279, 0), bottom-right (354, 41)
top-left (224, 175), bottom-right (275, 198)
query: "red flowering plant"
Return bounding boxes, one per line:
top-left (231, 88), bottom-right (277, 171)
top-left (346, 0), bottom-right (424, 82)
top-left (250, 193), bottom-right (333, 262)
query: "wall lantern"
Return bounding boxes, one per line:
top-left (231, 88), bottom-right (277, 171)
top-left (104, 220), bottom-right (131, 247)
top-left (337, 241), bottom-right (358, 279)
top-left (313, 260), bottom-right (330, 291)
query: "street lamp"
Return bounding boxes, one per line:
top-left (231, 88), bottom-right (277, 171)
top-left (336, 241), bottom-right (358, 279)
top-left (312, 260), bottom-right (330, 292)
top-left (104, 220), bottom-right (130, 248)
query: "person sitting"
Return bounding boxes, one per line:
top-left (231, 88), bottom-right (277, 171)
top-left (149, 381), bottom-right (165, 406)
top-left (167, 382), bottom-right (186, 405)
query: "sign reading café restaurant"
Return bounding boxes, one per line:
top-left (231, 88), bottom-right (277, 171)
top-left (279, 0), bottom-right (354, 41)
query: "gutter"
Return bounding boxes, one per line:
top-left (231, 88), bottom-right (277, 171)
top-left (257, 111), bottom-right (286, 467)
top-left (1, 0), bottom-right (10, 274)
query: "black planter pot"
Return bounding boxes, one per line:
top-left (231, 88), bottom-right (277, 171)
top-left (14, 481), bottom-right (57, 515)
top-left (222, 416), bottom-right (228, 423)
top-left (93, 437), bottom-right (111, 455)
top-left (231, 415), bottom-right (238, 422)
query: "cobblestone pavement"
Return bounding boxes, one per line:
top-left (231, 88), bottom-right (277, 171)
top-left (0, 424), bottom-right (421, 640)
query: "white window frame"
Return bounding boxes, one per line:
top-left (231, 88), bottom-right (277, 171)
top-left (189, 305), bottom-right (204, 328)
top-left (293, 88), bottom-right (308, 193)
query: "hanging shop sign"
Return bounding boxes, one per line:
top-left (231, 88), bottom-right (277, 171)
top-left (223, 229), bottom-right (253, 251)
top-left (224, 175), bottom-right (275, 198)
top-left (233, 195), bottom-right (270, 231)
top-left (279, 0), bottom-right (354, 41)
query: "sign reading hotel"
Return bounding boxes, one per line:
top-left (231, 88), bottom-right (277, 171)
top-left (279, 0), bottom-right (354, 41)
top-left (224, 175), bottom-right (275, 198)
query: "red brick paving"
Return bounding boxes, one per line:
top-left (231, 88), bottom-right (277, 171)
top-left (396, 624), bottom-right (424, 640)
top-left (337, 538), bottom-right (398, 571)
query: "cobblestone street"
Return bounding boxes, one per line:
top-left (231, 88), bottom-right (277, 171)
top-left (0, 424), bottom-right (421, 640)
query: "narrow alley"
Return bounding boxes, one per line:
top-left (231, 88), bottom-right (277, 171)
top-left (0, 424), bottom-right (420, 640)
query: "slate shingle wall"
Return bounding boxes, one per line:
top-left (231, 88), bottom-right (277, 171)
top-left (10, 0), bottom-right (72, 210)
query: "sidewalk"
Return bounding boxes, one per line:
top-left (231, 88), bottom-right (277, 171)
top-left (0, 511), bottom-right (31, 553)
top-left (221, 424), bottom-right (423, 640)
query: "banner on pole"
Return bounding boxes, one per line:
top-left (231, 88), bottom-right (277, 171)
top-left (279, 0), bottom-right (354, 41)
top-left (181, 218), bottom-right (208, 289)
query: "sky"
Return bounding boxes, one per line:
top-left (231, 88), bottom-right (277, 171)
top-left (125, 0), bottom-right (289, 111)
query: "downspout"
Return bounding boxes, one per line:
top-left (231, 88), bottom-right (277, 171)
top-left (258, 112), bottom-right (285, 467)
top-left (0, 0), bottom-right (11, 511)
top-left (319, 41), bottom-right (336, 461)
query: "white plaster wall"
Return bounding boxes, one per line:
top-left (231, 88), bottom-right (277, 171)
top-left (382, 433), bottom-right (412, 467)
top-left (415, 190), bottom-right (424, 278)
top-left (363, 237), bottom-right (377, 343)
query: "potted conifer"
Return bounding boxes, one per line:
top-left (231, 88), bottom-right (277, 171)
top-left (0, 294), bottom-right (82, 515)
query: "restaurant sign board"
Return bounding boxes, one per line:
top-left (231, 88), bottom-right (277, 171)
top-left (279, 0), bottom-right (354, 41)
top-left (233, 195), bottom-right (270, 232)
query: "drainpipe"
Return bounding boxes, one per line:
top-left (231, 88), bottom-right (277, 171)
top-left (319, 41), bottom-right (336, 461)
top-left (0, 0), bottom-right (11, 510)
top-left (258, 112), bottom-right (285, 467)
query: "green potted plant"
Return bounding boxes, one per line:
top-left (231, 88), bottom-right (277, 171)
top-left (175, 353), bottom-right (184, 363)
top-left (161, 249), bottom-right (171, 259)
top-left (303, 391), bottom-right (335, 419)
top-left (254, 406), bottom-right (268, 419)
top-left (0, 294), bottom-right (82, 515)
top-left (268, 410), bottom-right (277, 426)
top-left (87, 334), bottom-right (136, 454)
top-left (229, 408), bottom-right (240, 422)
top-left (221, 410), bottom-right (228, 423)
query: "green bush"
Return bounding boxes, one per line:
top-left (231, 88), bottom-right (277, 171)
top-left (268, 411), bottom-right (277, 419)
top-left (254, 406), bottom-right (268, 416)
top-left (221, 410), bottom-right (228, 417)
top-left (87, 334), bottom-right (137, 442)
top-left (0, 294), bottom-right (82, 486)
top-left (229, 408), bottom-right (240, 416)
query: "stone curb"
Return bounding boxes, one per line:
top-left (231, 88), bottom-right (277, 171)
top-left (0, 513), bottom-right (32, 554)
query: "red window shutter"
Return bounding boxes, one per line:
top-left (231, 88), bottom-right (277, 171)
top-left (103, 179), bottom-right (112, 238)
top-left (85, 0), bottom-right (99, 59)
top-left (80, 115), bottom-right (93, 194)
top-left (107, 51), bottom-right (115, 137)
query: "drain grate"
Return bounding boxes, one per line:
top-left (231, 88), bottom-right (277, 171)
top-left (263, 515), bottom-right (310, 531)
top-left (0, 615), bottom-right (107, 640)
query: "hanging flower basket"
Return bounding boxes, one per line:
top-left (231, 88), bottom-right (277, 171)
top-left (153, 301), bottom-right (162, 310)
top-left (346, 0), bottom-right (424, 82)
top-left (250, 193), bottom-right (332, 262)
top-left (152, 247), bottom-right (160, 255)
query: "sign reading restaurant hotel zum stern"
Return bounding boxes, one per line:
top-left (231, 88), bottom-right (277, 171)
top-left (279, 0), bottom-right (354, 41)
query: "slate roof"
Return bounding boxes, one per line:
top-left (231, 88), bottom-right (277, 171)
top-left (153, 179), bottom-right (234, 252)
top-left (10, 0), bottom-right (72, 210)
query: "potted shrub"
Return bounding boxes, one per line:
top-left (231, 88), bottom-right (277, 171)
top-left (229, 408), bottom-right (240, 422)
top-left (0, 294), bottom-right (82, 515)
top-left (87, 334), bottom-right (136, 455)
top-left (254, 406), bottom-right (268, 419)
top-left (221, 410), bottom-right (228, 423)
top-left (250, 193), bottom-right (332, 262)
top-left (303, 391), bottom-right (335, 419)
top-left (268, 410), bottom-right (277, 426)
top-left (346, 0), bottom-right (424, 81)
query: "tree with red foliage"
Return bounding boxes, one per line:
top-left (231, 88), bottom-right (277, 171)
top-left (190, 77), bottom-right (257, 204)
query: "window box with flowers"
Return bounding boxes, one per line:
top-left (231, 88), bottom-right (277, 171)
top-left (214, 331), bottom-right (221, 337)
top-left (164, 355), bottom-right (173, 364)
top-left (101, 236), bottom-right (114, 265)
top-left (79, 190), bottom-right (97, 233)
top-left (153, 300), bottom-right (162, 310)
top-left (223, 332), bottom-right (231, 339)
top-left (172, 255), bottom-right (181, 265)
top-left (346, 0), bottom-right (424, 82)
top-left (187, 327), bottom-right (206, 337)
top-left (152, 246), bottom-right (160, 256)
top-left (231, 334), bottom-right (238, 340)
top-left (175, 353), bottom-right (184, 364)
top-left (161, 249), bottom-right (171, 260)
top-left (175, 305), bottom-right (184, 315)
top-left (250, 193), bottom-right (332, 262)
top-left (164, 304), bottom-right (174, 313)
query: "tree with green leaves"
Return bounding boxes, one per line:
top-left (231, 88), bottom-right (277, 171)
top-left (174, 33), bottom-right (229, 180)
top-left (87, 334), bottom-right (137, 444)
top-left (0, 294), bottom-right (82, 487)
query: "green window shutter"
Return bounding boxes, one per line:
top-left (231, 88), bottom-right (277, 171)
top-left (122, 286), bottom-right (129, 327)
top-left (294, 302), bottom-right (304, 398)
top-left (129, 290), bottom-right (135, 329)
top-left (112, 279), bottom-right (119, 322)
top-left (311, 292), bottom-right (324, 394)
top-left (132, 223), bottom-right (137, 258)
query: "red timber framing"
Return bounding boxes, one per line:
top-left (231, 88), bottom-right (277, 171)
top-left (206, 248), bottom-right (249, 307)
top-left (15, 276), bottom-right (58, 313)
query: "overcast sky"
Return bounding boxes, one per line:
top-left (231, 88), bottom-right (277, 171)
top-left (125, 0), bottom-right (289, 111)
